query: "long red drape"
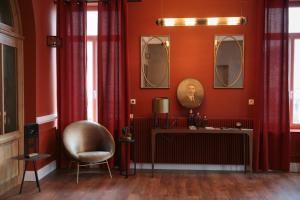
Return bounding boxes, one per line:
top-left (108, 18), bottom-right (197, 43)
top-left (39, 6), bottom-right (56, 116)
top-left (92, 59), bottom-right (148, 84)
top-left (254, 0), bottom-right (290, 171)
top-left (97, 0), bottom-right (128, 168)
top-left (57, 0), bottom-right (87, 166)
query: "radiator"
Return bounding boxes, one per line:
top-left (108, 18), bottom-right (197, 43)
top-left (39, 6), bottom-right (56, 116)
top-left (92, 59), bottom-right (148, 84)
top-left (133, 117), bottom-right (253, 164)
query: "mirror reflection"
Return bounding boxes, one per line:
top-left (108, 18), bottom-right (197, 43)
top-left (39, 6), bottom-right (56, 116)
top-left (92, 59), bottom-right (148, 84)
top-left (141, 36), bottom-right (170, 88)
top-left (214, 35), bottom-right (244, 88)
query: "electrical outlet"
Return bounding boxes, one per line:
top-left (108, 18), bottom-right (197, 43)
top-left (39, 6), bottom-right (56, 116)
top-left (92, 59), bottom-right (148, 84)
top-left (248, 99), bottom-right (255, 105)
top-left (130, 99), bottom-right (136, 105)
top-left (129, 114), bottom-right (134, 119)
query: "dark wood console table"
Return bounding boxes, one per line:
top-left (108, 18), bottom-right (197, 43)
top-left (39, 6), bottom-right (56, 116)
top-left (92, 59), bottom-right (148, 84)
top-left (151, 128), bottom-right (253, 177)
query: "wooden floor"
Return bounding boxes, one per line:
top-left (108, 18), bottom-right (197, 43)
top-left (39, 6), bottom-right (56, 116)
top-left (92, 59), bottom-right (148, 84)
top-left (1, 169), bottom-right (300, 200)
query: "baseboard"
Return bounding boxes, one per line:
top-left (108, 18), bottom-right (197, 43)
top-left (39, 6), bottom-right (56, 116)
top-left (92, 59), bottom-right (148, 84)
top-left (290, 162), bottom-right (300, 172)
top-left (131, 163), bottom-right (245, 171)
top-left (36, 114), bottom-right (57, 125)
top-left (24, 160), bottom-right (56, 181)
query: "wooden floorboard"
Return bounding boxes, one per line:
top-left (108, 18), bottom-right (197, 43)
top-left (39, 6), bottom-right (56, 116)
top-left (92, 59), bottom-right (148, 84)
top-left (1, 169), bottom-right (300, 200)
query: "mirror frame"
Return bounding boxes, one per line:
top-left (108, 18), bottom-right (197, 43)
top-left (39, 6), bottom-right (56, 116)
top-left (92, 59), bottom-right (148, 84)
top-left (141, 35), bottom-right (170, 88)
top-left (214, 35), bottom-right (244, 89)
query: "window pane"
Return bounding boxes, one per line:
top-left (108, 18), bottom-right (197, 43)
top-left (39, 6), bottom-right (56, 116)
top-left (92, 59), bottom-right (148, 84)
top-left (293, 39), bottom-right (300, 124)
top-left (0, 45), bottom-right (2, 134)
top-left (87, 11), bottom-right (98, 36)
top-left (0, 0), bottom-right (13, 26)
top-left (289, 7), bottom-right (300, 33)
top-left (3, 45), bottom-right (17, 133)
top-left (87, 41), bottom-right (93, 121)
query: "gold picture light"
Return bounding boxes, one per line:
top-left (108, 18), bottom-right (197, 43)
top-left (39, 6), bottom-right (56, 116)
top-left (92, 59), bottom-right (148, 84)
top-left (156, 17), bottom-right (247, 26)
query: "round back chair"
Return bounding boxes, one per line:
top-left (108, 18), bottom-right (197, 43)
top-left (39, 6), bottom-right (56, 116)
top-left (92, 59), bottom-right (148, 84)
top-left (63, 120), bottom-right (115, 183)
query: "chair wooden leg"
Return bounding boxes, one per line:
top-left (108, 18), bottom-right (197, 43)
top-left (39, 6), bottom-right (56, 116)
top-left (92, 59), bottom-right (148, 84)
top-left (76, 163), bottom-right (80, 184)
top-left (106, 160), bottom-right (112, 178)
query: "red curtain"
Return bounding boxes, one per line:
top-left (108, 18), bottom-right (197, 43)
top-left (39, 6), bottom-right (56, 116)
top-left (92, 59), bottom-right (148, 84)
top-left (97, 0), bottom-right (128, 168)
top-left (254, 0), bottom-right (290, 171)
top-left (57, 0), bottom-right (87, 166)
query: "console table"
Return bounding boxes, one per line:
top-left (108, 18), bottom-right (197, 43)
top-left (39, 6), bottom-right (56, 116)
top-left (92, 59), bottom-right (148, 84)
top-left (151, 128), bottom-right (253, 177)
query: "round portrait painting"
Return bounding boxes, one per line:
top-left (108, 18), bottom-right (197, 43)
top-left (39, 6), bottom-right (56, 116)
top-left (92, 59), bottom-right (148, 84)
top-left (177, 78), bottom-right (204, 109)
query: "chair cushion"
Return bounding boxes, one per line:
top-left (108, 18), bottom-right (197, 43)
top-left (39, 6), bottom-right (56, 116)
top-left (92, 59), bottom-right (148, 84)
top-left (77, 151), bottom-right (112, 163)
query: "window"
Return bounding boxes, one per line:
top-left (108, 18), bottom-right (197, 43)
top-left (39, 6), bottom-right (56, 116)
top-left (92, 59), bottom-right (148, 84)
top-left (86, 6), bottom-right (98, 122)
top-left (289, 6), bottom-right (300, 128)
top-left (0, 0), bottom-right (13, 26)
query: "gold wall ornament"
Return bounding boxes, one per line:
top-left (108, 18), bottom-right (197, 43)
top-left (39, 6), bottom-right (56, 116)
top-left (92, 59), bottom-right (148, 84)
top-left (177, 79), bottom-right (204, 109)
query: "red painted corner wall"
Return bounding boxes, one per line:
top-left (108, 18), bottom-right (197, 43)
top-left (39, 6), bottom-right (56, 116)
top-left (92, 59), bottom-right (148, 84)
top-left (33, 0), bottom-right (57, 117)
top-left (19, 0), bottom-right (58, 170)
top-left (33, 0), bottom-right (57, 169)
top-left (127, 0), bottom-right (262, 119)
top-left (19, 0), bottom-right (36, 124)
top-left (291, 131), bottom-right (300, 162)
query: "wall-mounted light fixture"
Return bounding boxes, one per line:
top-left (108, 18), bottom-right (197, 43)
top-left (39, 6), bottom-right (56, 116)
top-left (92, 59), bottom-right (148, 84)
top-left (156, 16), bottom-right (247, 26)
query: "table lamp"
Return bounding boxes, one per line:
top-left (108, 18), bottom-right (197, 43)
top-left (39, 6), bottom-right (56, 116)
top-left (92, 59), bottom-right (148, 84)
top-left (152, 97), bottom-right (169, 128)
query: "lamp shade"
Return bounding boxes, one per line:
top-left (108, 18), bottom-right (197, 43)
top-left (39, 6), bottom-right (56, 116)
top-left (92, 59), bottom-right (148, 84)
top-left (152, 97), bottom-right (169, 114)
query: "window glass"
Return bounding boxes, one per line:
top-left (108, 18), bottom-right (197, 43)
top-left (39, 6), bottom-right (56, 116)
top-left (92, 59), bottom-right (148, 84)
top-left (87, 11), bottom-right (98, 36)
top-left (3, 44), bottom-right (17, 133)
top-left (87, 41), bottom-right (94, 121)
top-left (293, 39), bottom-right (300, 124)
top-left (289, 7), bottom-right (300, 33)
top-left (86, 10), bottom-right (98, 122)
top-left (0, 0), bottom-right (13, 26)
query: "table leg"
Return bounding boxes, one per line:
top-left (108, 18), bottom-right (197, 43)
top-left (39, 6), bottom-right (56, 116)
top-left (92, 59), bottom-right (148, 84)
top-left (151, 132), bottom-right (156, 178)
top-left (33, 160), bottom-right (41, 192)
top-left (134, 142), bottom-right (136, 175)
top-left (243, 133), bottom-right (246, 173)
top-left (19, 161), bottom-right (28, 194)
top-left (125, 142), bottom-right (128, 178)
top-left (249, 133), bottom-right (253, 173)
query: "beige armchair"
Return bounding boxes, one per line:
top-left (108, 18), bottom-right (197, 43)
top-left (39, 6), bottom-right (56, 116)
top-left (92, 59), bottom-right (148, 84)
top-left (63, 120), bottom-right (115, 183)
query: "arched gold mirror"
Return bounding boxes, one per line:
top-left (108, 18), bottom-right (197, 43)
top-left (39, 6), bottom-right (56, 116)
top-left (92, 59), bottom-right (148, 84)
top-left (141, 36), bottom-right (170, 88)
top-left (214, 35), bottom-right (244, 88)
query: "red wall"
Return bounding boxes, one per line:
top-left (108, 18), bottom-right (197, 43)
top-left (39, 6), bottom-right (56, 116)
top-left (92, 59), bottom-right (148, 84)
top-left (33, 0), bottom-right (57, 116)
top-left (19, 0), bottom-right (57, 170)
top-left (291, 131), bottom-right (300, 162)
top-left (128, 0), bottom-right (261, 119)
top-left (19, 0), bottom-right (36, 123)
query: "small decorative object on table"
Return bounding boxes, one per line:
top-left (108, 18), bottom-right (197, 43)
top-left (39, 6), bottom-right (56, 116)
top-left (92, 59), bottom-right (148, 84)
top-left (122, 127), bottom-right (133, 140)
top-left (202, 115), bottom-right (208, 128)
top-left (25, 153), bottom-right (39, 158)
top-left (194, 112), bottom-right (202, 129)
top-left (235, 122), bottom-right (242, 129)
top-left (187, 109), bottom-right (196, 130)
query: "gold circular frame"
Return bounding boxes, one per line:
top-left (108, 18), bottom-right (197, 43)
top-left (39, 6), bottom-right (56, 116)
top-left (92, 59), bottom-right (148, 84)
top-left (177, 78), bottom-right (204, 109)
